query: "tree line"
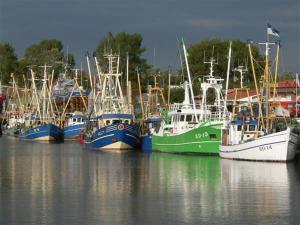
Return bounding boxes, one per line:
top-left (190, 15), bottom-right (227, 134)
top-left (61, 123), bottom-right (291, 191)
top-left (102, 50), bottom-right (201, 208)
top-left (1, 32), bottom-right (289, 102)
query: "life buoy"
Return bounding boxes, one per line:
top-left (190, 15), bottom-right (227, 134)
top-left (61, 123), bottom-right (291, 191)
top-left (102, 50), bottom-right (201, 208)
top-left (118, 124), bottom-right (125, 130)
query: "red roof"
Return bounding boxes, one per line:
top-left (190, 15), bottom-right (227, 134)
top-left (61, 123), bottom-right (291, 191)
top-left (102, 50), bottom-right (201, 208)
top-left (226, 89), bottom-right (257, 100)
top-left (277, 80), bottom-right (297, 88)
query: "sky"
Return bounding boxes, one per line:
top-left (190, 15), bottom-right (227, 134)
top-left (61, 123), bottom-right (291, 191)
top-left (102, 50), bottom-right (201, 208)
top-left (0, 0), bottom-right (299, 74)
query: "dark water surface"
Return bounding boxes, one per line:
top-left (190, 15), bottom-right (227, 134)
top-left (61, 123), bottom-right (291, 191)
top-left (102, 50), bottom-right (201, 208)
top-left (0, 136), bottom-right (299, 225)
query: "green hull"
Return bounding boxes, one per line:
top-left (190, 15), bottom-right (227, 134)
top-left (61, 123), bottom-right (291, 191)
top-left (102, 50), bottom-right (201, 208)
top-left (152, 121), bottom-right (223, 154)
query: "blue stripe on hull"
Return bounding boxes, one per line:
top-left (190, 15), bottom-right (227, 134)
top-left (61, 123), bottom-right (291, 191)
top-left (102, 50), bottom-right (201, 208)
top-left (85, 123), bottom-right (139, 150)
top-left (64, 124), bottom-right (84, 139)
top-left (19, 124), bottom-right (64, 142)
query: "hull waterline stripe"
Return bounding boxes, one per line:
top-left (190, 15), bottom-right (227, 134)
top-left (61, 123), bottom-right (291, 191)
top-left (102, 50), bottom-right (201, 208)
top-left (155, 140), bottom-right (219, 146)
top-left (220, 140), bottom-right (290, 153)
top-left (85, 134), bottom-right (114, 144)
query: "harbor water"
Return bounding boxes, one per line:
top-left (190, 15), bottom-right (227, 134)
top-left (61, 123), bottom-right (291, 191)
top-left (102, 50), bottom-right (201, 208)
top-left (0, 136), bottom-right (299, 225)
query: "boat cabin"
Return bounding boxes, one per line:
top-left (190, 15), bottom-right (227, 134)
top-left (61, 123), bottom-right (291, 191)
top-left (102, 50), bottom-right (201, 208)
top-left (66, 114), bottom-right (87, 127)
top-left (222, 119), bottom-right (262, 145)
top-left (97, 114), bottom-right (132, 128)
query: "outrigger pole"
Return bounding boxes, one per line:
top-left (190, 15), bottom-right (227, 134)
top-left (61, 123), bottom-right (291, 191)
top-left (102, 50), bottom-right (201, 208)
top-left (248, 43), bottom-right (265, 129)
top-left (181, 38), bottom-right (199, 123)
top-left (224, 41), bottom-right (232, 117)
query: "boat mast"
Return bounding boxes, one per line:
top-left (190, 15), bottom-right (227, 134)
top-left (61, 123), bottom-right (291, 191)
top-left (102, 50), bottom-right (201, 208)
top-left (259, 40), bottom-right (275, 133)
top-left (11, 73), bottom-right (22, 112)
top-left (233, 66), bottom-right (248, 89)
top-left (40, 64), bottom-right (51, 123)
top-left (126, 52), bottom-right (129, 97)
top-left (182, 38), bottom-right (198, 123)
top-left (30, 69), bottom-right (42, 122)
top-left (224, 42), bottom-right (232, 117)
top-left (167, 67), bottom-right (171, 106)
top-left (296, 73), bottom-right (299, 117)
top-left (248, 43), bottom-right (265, 129)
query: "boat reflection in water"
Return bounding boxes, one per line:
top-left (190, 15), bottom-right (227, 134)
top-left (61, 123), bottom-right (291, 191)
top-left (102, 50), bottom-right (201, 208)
top-left (220, 159), bottom-right (296, 224)
top-left (0, 137), bottom-right (299, 225)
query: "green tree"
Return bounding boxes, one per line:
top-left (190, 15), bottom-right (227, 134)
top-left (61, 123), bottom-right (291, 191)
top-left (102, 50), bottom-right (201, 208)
top-left (20, 39), bottom-right (75, 79)
top-left (279, 72), bottom-right (295, 81)
top-left (95, 32), bottom-right (150, 85)
top-left (0, 43), bottom-right (19, 84)
top-left (187, 39), bottom-right (263, 89)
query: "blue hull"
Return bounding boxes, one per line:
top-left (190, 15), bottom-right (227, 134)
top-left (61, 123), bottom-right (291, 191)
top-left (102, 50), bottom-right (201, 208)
top-left (140, 135), bottom-right (152, 153)
top-left (85, 123), bottom-right (140, 150)
top-left (64, 124), bottom-right (84, 140)
top-left (19, 124), bottom-right (64, 142)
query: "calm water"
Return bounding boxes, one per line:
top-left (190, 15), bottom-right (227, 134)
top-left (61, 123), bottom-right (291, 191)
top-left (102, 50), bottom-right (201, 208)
top-left (0, 136), bottom-right (299, 225)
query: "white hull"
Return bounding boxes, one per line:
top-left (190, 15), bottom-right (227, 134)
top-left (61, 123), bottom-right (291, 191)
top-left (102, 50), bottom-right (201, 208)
top-left (100, 141), bottom-right (134, 150)
top-left (33, 136), bottom-right (55, 141)
top-left (220, 128), bottom-right (299, 162)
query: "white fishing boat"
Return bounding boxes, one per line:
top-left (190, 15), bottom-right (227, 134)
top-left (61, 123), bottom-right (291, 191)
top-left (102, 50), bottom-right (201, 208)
top-left (220, 25), bottom-right (299, 161)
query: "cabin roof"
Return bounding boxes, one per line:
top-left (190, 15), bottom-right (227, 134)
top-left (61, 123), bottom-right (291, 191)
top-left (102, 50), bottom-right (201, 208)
top-left (231, 120), bottom-right (258, 125)
top-left (145, 117), bottom-right (162, 123)
top-left (97, 114), bottom-right (133, 119)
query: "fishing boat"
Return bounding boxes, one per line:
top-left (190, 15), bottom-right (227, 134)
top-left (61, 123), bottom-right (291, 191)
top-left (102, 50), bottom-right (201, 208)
top-left (1, 74), bottom-right (29, 136)
top-left (53, 68), bottom-right (89, 140)
top-left (2, 112), bottom-right (23, 136)
top-left (19, 66), bottom-right (63, 142)
top-left (84, 53), bottom-right (139, 150)
top-left (139, 73), bottom-right (167, 152)
top-left (63, 113), bottom-right (87, 140)
top-left (220, 26), bottom-right (299, 161)
top-left (152, 40), bottom-right (229, 154)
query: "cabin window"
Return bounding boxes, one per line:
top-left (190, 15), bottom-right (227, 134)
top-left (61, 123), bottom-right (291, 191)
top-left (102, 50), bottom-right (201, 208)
top-left (106, 120), bottom-right (111, 125)
top-left (73, 118), bottom-right (76, 122)
top-left (113, 120), bottom-right (121, 124)
top-left (237, 125), bottom-right (242, 131)
top-left (186, 115), bottom-right (192, 122)
top-left (243, 125), bottom-right (248, 131)
top-left (249, 125), bottom-right (256, 131)
top-left (180, 115), bottom-right (185, 121)
top-left (124, 120), bottom-right (129, 124)
top-left (210, 134), bottom-right (217, 140)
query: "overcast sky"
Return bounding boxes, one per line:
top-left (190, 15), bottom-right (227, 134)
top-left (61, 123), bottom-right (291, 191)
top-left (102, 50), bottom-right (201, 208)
top-left (0, 0), bottom-right (299, 73)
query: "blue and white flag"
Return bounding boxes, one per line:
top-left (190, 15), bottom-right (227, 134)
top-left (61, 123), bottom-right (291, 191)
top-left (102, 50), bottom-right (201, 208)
top-left (267, 23), bottom-right (280, 37)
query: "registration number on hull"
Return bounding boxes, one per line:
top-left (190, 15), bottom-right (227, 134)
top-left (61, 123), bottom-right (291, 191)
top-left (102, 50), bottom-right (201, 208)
top-left (259, 145), bottom-right (272, 151)
top-left (195, 132), bottom-right (208, 139)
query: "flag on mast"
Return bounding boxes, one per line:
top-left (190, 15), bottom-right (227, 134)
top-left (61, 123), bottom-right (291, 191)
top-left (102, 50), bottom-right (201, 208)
top-left (267, 23), bottom-right (280, 37)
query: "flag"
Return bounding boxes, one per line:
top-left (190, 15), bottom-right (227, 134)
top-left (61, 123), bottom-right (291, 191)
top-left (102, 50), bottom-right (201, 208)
top-left (247, 39), bottom-right (254, 45)
top-left (267, 23), bottom-right (280, 37)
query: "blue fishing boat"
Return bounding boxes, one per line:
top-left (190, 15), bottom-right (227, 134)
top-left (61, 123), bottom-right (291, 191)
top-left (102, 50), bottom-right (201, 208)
top-left (19, 66), bottom-right (64, 142)
top-left (63, 114), bottom-right (87, 140)
top-left (84, 53), bottom-right (140, 150)
top-left (19, 123), bottom-right (63, 141)
top-left (85, 114), bottom-right (139, 149)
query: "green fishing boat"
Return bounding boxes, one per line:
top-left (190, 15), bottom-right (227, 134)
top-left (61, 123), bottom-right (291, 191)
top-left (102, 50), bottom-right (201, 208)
top-left (152, 120), bottom-right (223, 154)
top-left (152, 40), bottom-right (231, 154)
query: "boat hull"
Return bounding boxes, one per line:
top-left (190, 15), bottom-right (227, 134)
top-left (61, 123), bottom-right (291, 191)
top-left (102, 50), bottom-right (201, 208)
top-left (152, 121), bottom-right (223, 154)
top-left (140, 135), bottom-right (152, 153)
top-left (64, 123), bottom-right (84, 140)
top-left (19, 124), bottom-right (64, 142)
top-left (2, 125), bottom-right (20, 136)
top-left (220, 128), bottom-right (299, 162)
top-left (85, 123), bottom-right (139, 150)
